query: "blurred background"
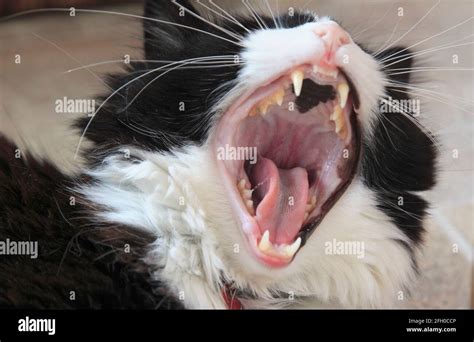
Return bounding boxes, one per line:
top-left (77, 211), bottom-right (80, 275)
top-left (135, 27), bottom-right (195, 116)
top-left (0, 0), bottom-right (472, 308)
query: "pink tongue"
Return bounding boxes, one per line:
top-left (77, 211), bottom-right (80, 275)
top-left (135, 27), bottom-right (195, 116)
top-left (250, 157), bottom-right (309, 245)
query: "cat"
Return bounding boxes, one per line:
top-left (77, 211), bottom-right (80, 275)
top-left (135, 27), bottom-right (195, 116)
top-left (0, 0), bottom-right (436, 309)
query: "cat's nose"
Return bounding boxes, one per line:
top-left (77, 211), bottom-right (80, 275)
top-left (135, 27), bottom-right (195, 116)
top-left (313, 23), bottom-right (351, 65)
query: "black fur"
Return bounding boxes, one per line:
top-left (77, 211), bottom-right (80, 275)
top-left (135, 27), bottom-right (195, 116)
top-left (0, 136), bottom-right (182, 309)
top-left (362, 47), bottom-right (437, 248)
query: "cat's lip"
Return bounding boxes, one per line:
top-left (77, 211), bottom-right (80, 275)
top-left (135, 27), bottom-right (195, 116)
top-left (213, 64), bottom-right (360, 268)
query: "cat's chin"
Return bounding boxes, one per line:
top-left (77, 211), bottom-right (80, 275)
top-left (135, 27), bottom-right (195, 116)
top-left (213, 64), bottom-right (361, 268)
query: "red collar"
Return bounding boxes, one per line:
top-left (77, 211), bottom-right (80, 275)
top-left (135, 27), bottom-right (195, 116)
top-left (222, 285), bottom-right (243, 310)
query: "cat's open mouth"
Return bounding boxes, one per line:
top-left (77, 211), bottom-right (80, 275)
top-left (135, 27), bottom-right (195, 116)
top-left (214, 64), bottom-right (360, 267)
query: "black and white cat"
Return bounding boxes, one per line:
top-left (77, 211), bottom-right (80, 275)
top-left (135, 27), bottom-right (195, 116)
top-left (0, 0), bottom-right (436, 309)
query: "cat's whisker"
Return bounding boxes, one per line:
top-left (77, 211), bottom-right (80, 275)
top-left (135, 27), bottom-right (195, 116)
top-left (378, 16), bottom-right (474, 61)
top-left (171, 0), bottom-right (244, 41)
top-left (75, 55), bottom-right (236, 159)
top-left (372, 17), bottom-right (403, 56)
top-left (380, 33), bottom-right (474, 65)
top-left (242, 0), bottom-right (268, 30)
top-left (32, 32), bottom-right (119, 96)
top-left (352, 3), bottom-right (394, 40)
top-left (1, 7), bottom-right (244, 47)
top-left (382, 41), bottom-right (474, 69)
top-left (373, 0), bottom-right (441, 58)
top-left (121, 57), bottom-right (239, 114)
top-left (203, 0), bottom-right (252, 34)
top-left (387, 81), bottom-right (474, 106)
top-left (379, 98), bottom-right (438, 147)
top-left (264, 0), bottom-right (278, 29)
top-left (387, 87), bottom-right (472, 114)
top-left (377, 197), bottom-right (426, 222)
top-left (387, 68), bottom-right (474, 76)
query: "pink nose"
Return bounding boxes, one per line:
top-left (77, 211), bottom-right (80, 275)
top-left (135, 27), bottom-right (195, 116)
top-left (314, 23), bottom-right (351, 65)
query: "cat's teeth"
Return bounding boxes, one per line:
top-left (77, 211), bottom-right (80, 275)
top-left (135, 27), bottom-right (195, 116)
top-left (284, 237), bottom-right (302, 257)
top-left (304, 212), bottom-right (309, 222)
top-left (257, 231), bottom-right (301, 258)
top-left (304, 196), bottom-right (317, 223)
top-left (313, 65), bottom-right (339, 79)
top-left (330, 105), bottom-right (345, 137)
top-left (245, 200), bottom-right (255, 215)
top-left (249, 88), bottom-right (285, 117)
top-left (291, 70), bottom-right (304, 97)
top-left (258, 230), bottom-right (272, 252)
top-left (258, 101), bottom-right (271, 116)
top-left (273, 88), bottom-right (285, 106)
top-left (241, 189), bottom-right (252, 200)
top-left (338, 82), bottom-right (350, 108)
top-left (238, 179), bottom-right (247, 190)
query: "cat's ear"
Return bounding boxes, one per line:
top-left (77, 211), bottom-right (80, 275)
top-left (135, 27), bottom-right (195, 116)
top-left (143, 0), bottom-right (204, 58)
top-left (377, 46), bottom-right (413, 85)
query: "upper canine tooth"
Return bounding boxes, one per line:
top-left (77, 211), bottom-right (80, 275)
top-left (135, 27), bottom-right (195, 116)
top-left (285, 237), bottom-right (301, 257)
top-left (291, 70), bottom-right (304, 97)
top-left (338, 83), bottom-right (349, 108)
top-left (258, 230), bottom-right (272, 252)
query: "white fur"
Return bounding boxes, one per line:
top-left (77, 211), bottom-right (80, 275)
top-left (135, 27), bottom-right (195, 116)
top-left (79, 18), bottom-right (417, 308)
top-left (79, 144), bottom-right (417, 309)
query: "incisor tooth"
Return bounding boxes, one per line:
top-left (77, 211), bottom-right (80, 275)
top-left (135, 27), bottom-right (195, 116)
top-left (338, 83), bottom-right (350, 108)
top-left (291, 70), bottom-right (304, 97)
top-left (285, 237), bottom-right (302, 257)
top-left (259, 230), bottom-right (271, 252)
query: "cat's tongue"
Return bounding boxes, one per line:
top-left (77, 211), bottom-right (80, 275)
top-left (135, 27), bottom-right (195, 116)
top-left (250, 157), bottom-right (309, 245)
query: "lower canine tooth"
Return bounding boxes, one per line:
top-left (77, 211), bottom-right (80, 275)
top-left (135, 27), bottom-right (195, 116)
top-left (285, 237), bottom-right (302, 257)
top-left (258, 230), bottom-right (272, 252)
